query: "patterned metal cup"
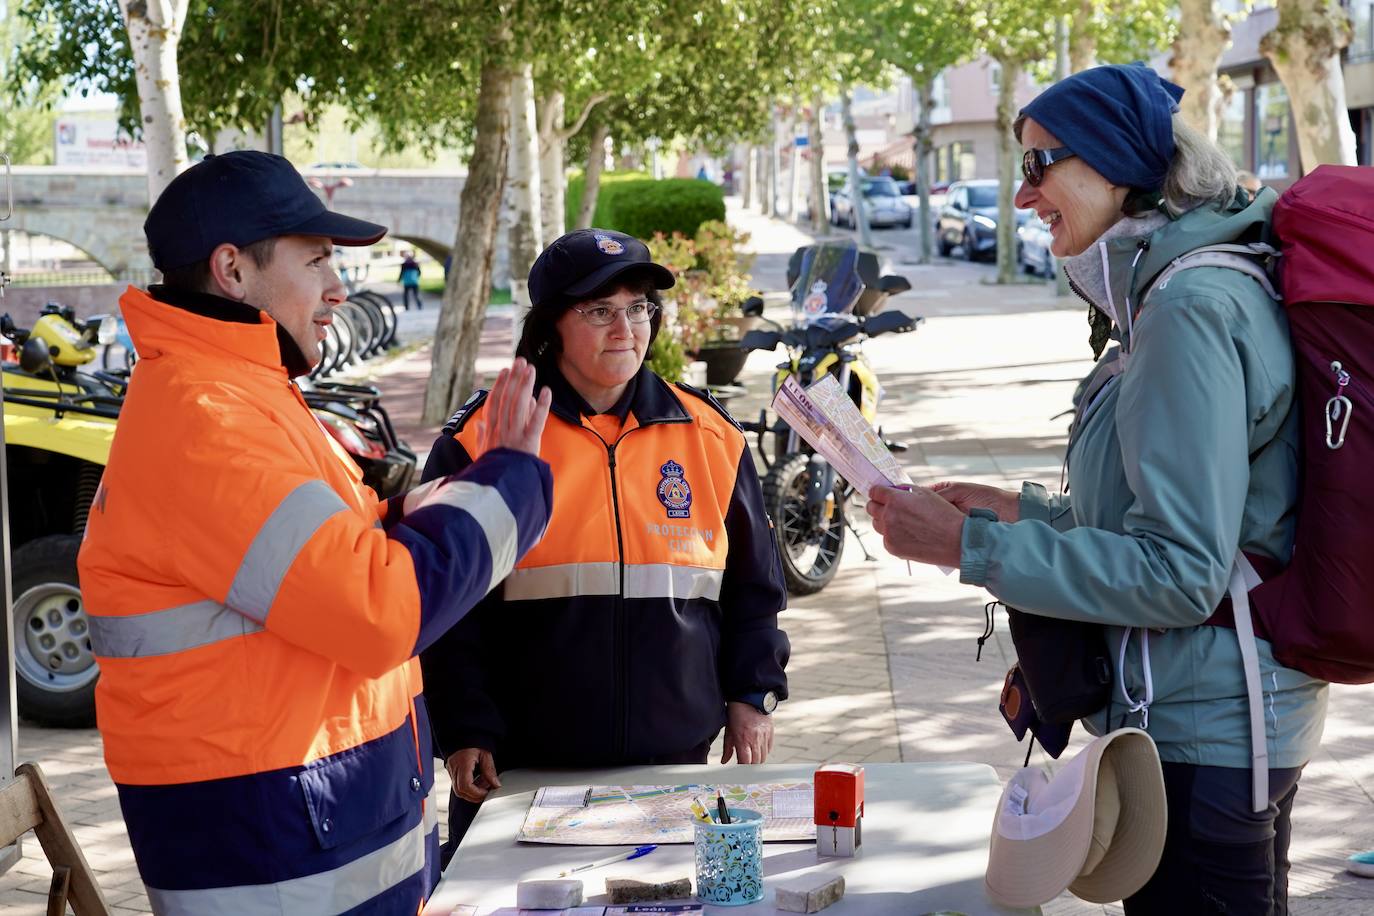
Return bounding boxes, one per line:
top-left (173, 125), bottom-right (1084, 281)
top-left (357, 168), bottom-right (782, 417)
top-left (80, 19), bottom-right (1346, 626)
top-left (694, 807), bottom-right (764, 906)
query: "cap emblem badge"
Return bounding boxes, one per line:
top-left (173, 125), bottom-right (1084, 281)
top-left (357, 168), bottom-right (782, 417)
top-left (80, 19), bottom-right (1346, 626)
top-left (595, 234), bottom-right (625, 255)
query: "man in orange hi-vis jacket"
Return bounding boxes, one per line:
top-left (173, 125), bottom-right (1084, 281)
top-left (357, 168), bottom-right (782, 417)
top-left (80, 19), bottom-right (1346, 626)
top-left (77, 151), bottom-right (553, 915)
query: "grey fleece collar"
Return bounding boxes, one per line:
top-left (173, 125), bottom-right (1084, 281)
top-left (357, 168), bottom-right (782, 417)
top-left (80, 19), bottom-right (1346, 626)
top-left (1063, 211), bottom-right (1171, 323)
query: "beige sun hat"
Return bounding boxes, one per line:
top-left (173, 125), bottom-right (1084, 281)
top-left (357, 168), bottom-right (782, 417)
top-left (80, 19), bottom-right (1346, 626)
top-left (984, 727), bottom-right (1167, 908)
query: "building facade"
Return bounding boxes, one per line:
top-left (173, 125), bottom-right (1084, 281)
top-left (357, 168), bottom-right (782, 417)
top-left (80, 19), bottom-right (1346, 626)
top-left (905, 1), bottom-right (1373, 187)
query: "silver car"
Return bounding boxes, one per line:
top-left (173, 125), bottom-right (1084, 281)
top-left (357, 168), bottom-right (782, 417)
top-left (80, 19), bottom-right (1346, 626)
top-left (1016, 213), bottom-right (1058, 278)
top-left (831, 177), bottom-right (913, 230)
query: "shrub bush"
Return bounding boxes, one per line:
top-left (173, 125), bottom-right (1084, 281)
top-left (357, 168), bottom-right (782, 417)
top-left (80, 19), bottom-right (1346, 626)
top-left (566, 173), bottom-right (725, 240)
top-left (564, 170), bottom-right (650, 231)
top-left (647, 220), bottom-right (758, 356)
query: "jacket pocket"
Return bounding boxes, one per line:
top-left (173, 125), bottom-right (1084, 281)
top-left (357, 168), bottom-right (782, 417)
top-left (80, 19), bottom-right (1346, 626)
top-left (298, 719), bottom-right (421, 850)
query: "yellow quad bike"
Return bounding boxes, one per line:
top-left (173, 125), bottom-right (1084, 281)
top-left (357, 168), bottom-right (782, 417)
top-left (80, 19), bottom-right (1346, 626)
top-left (738, 241), bottom-right (920, 595)
top-left (1, 304), bottom-right (121, 726)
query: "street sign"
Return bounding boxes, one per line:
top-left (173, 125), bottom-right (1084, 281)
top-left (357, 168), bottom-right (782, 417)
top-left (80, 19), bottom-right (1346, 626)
top-left (794, 136), bottom-right (809, 147)
top-left (54, 117), bottom-right (147, 169)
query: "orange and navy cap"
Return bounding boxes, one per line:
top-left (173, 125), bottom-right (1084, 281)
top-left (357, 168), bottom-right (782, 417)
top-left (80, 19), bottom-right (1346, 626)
top-left (528, 228), bottom-right (675, 307)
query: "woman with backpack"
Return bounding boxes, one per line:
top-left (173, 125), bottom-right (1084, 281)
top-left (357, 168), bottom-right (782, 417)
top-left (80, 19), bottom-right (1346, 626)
top-left (866, 63), bottom-right (1326, 913)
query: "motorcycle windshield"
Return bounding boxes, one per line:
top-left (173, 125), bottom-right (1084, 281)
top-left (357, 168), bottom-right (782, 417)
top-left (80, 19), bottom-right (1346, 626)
top-left (790, 242), bottom-right (866, 325)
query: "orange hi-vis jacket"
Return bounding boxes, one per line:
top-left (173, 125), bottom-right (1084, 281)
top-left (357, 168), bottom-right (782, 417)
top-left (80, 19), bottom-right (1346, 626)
top-left (421, 366), bottom-right (788, 768)
top-left (78, 285), bottom-right (551, 915)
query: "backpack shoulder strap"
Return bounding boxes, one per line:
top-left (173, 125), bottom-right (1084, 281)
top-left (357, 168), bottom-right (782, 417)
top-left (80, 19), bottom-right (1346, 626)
top-left (1230, 551), bottom-right (1270, 814)
top-left (1148, 243), bottom-right (1282, 303)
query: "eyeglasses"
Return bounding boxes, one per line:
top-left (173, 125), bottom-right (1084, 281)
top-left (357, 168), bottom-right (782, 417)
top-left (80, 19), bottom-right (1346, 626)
top-left (1021, 146), bottom-right (1077, 187)
top-left (570, 300), bottom-right (659, 326)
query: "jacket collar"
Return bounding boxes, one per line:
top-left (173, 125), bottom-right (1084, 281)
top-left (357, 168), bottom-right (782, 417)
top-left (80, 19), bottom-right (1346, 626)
top-left (541, 364), bottom-right (690, 428)
top-left (120, 284), bottom-right (313, 378)
top-left (1064, 189), bottom-right (1276, 349)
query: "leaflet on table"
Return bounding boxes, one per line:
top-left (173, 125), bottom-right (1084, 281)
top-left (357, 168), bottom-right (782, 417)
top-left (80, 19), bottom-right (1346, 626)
top-left (520, 782), bottom-right (816, 844)
top-left (771, 374), bottom-right (912, 498)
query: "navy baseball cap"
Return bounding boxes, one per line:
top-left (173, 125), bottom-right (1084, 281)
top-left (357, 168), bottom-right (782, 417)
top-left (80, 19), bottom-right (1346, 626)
top-left (528, 229), bottom-right (674, 307)
top-left (143, 151), bottom-right (387, 271)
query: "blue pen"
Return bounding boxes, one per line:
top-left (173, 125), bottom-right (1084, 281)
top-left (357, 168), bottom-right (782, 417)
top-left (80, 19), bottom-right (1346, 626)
top-left (558, 844), bottom-right (657, 877)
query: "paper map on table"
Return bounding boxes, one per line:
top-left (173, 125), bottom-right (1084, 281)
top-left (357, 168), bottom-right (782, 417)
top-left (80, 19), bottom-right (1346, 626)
top-left (517, 783), bottom-right (816, 844)
top-left (772, 374), bottom-right (912, 498)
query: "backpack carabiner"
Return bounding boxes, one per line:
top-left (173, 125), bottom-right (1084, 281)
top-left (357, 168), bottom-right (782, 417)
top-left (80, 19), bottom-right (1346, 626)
top-left (1326, 361), bottom-right (1353, 450)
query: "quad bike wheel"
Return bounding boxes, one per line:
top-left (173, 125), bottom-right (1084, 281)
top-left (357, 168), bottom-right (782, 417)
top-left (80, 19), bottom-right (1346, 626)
top-left (11, 535), bottom-right (98, 727)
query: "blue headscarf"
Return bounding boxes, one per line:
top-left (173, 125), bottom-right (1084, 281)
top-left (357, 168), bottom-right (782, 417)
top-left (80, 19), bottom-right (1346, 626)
top-left (1020, 63), bottom-right (1185, 193)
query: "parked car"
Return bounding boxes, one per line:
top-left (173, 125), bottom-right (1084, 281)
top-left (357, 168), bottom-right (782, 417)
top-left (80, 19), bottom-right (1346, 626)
top-left (826, 170), bottom-right (853, 213)
top-left (1017, 213), bottom-right (1058, 278)
top-left (832, 177), bottom-right (913, 230)
top-left (936, 179), bottom-right (1031, 260)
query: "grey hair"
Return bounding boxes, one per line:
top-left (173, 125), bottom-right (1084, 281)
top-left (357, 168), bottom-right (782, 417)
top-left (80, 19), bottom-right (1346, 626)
top-left (1160, 114), bottom-right (1238, 216)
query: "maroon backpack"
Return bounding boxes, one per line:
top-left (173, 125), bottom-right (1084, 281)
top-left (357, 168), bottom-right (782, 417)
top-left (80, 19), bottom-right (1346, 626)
top-left (1246, 165), bottom-right (1374, 684)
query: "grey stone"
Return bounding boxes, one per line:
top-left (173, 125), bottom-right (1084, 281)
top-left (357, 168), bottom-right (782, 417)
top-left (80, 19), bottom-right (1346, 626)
top-left (604, 876), bottom-right (693, 903)
top-left (774, 874), bottom-right (845, 913)
top-left (515, 878), bottom-right (584, 909)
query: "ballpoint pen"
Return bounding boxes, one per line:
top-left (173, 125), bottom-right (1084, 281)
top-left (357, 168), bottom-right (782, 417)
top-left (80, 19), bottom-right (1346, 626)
top-left (716, 790), bottom-right (731, 824)
top-left (557, 845), bottom-right (657, 877)
top-left (893, 484), bottom-right (915, 575)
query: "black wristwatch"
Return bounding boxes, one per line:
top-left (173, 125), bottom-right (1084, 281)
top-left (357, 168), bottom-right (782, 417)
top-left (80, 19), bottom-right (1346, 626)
top-left (737, 690), bottom-right (779, 715)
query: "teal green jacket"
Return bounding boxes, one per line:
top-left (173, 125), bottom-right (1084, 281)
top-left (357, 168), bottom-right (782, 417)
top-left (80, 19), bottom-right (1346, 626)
top-left (960, 190), bottom-right (1327, 769)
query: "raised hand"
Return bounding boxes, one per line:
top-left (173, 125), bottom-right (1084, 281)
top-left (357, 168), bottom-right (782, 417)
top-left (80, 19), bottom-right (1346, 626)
top-left (477, 357), bottom-right (552, 458)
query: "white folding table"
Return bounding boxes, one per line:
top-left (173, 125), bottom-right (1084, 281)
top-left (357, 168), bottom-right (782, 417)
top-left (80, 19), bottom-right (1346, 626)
top-left (423, 762), bottom-right (1038, 916)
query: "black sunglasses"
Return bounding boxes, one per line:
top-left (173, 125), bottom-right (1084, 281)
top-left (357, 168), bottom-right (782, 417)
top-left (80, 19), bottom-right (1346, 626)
top-left (1021, 146), bottom-right (1077, 187)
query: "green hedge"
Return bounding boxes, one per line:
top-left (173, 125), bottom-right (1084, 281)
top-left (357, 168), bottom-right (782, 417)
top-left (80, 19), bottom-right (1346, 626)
top-left (566, 172), bottom-right (725, 241)
top-left (565, 170), bottom-right (649, 228)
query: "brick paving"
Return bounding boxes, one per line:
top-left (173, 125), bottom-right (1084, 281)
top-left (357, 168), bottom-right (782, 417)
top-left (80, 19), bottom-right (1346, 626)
top-left (4, 206), bottom-right (1373, 914)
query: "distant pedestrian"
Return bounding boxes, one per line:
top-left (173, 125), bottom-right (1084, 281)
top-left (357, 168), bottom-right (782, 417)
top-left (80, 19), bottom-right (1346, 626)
top-left (1237, 170), bottom-right (1263, 201)
top-left (399, 249), bottom-right (422, 310)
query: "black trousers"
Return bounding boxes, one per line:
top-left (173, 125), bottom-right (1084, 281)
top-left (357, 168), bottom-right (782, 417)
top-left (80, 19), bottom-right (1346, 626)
top-left (439, 738), bottom-right (714, 870)
top-left (403, 285), bottom-right (422, 310)
top-left (1125, 762), bottom-right (1303, 915)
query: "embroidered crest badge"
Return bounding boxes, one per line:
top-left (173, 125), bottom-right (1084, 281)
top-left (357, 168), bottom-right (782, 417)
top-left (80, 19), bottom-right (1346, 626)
top-left (595, 234), bottom-right (625, 255)
top-left (656, 460), bottom-right (693, 519)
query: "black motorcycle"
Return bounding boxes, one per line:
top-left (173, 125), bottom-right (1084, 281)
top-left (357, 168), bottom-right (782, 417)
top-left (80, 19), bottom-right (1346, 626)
top-left (738, 241), bottom-right (921, 594)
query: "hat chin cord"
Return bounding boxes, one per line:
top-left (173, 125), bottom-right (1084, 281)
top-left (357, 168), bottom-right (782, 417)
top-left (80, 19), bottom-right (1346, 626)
top-left (1116, 627), bottom-right (1154, 729)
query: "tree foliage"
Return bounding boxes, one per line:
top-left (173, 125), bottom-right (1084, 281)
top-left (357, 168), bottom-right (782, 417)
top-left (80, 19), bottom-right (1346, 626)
top-left (2, 3), bottom-right (61, 163)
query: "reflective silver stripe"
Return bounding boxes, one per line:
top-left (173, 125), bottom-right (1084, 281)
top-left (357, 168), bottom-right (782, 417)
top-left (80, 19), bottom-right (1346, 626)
top-left (88, 601), bottom-right (263, 659)
top-left (146, 815), bottom-right (427, 916)
top-left (401, 477), bottom-right (443, 516)
top-left (502, 563), bottom-right (723, 601)
top-left (407, 480), bottom-right (520, 592)
top-left (227, 481), bottom-right (349, 623)
top-left (625, 564), bottom-right (724, 601)
top-left (504, 562), bottom-right (619, 600)
top-left (423, 786), bottom-right (439, 832)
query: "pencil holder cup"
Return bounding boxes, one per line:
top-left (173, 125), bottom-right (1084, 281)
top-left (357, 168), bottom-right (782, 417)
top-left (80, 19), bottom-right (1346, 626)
top-left (694, 807), bottom-right (764, 905)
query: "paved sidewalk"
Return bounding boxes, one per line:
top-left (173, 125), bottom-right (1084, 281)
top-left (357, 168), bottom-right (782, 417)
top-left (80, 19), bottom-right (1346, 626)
top-left (4, 207), bottom-right (1373, 914)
